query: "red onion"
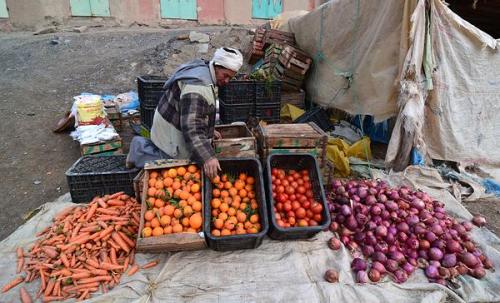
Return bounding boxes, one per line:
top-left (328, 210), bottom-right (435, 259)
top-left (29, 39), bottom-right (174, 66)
top-left (431, 240), bottom-right (446, 251)
top-left (482, 257), bottom-right (493, 269)
top-left (429, 248), bottom-right (444, 261)
top-left (353, 232), bottom-right (365, 243)
top-left (365, 195), bottom-right (377, 205)
top-left (351, 258), bottom-right (367, 272)
top-left (377, 194), bottom-right (388, 203)
top-left (463, 241), bottom-right (475, 252)
top-left (356, 270), bottom-right (369, 283)
top-left (328, 237), bottom-right (341, 250)
top-left (397, 222), bottom-right (409, 233)
top-left (445, 239), bottom-right (462, 253)
top-left (425, 232), bottom-right (437, 243)
top-left (419, 250), bottom-right (429, 259)
top-left (389, 251), bottom-right (406, 264)
top-left (386, 259), bottom-right (399, 273)
top-left (329, 222), bottom-right (339, 232)
top-left (407, 215), bottom-right (419, 226)
top-left (425, 265), bottom-right (439, 279)
top-left (442, 254), bottom-right (457, 268)
top-left (459, 252), bottom-right (479, 268)
top-left (471, 267), bottom-right (486, 279)
top-left (346, 241), bottom-right (359, 251)
top-left (402, 262), bottom-right (415, 274)
top-left (336, 186), bottom-right (346, 194)
top-left (332, 180), bottom-right (342, 189)
top-left (397, 232), bottom-right (408, 242)
top-left (340, 235), bottom-right (350, 244)
top-left (371, 261), bottom-right (386, 274)
top-left (335, 214), bottom-right (346, 223)
top-left (345, 215), bottom-right (358, 230)
top-left (371, 205), bottom-right (382, 216)
top-left (438, 267), bottom-right (450, 279)
top-left (419, 239), bottom-right (430, 250)
top-left (385, 233), bottom-right (395, 244)
top-left (362, 245), bottom-right (375, 257)
top-left (393, 269), bottom-right (408, 283)
top-left (431, 224), bottom-right (444, 236)
top-left (358, 188), bottom-right (368, 199)
top-left (406, 238), bottom-right (419, 250)
top-left (365, 234), bottom-right (377, 246)
top-left (366, 221), bottom-right (377, 231)
top-left (374, 242), bottom-right (388, 254)
top-left (386, 201), bottom-right (398, 211)
top-left (411, 198), bottom-right (425, 210)
top-left (340, 205), bottom-right (352, 216)
top-left (389, 191), bottom-right (400, 200)
top-left (356, 213), bottom-right (368, 225)
top-left (324, 269), bottom-right (340, 283)
top-left (457, 263), bottom-right (468, 275)
top-left (414, 224), bottom-right (426, 235)
top-left (372, 251), bottom-right (387, 263)
top-left (375, 225), bottom-right (387, 238)
top-left (472, 215), bottom-right (486, 227)
top-left (462, 221), bottom-right (473, 232)
top-left (368, 268), bottom-right (381, 282)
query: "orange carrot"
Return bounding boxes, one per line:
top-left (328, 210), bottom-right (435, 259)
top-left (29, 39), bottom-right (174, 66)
top-left (78, 289), bottom-right (89, 301)
top-left (107, 199), bottom-right (125, 206)
top-left (2, 276), bottom-right (24, 293)
top-left (98, 226), bottom-right (114, 239)
top-left (86, 259), bottom-right (100, 269)
top-left (42, 296), bottom-right (64, 302)
top-left (129, 250), bottom-right (135, 265)
top-left (86, 203), bottom-right (98, 221)
top-left (127, 264), bottom-right (139, 276)
top-left (20, 286), bottom-right (32, 303)
top-left (17, 247), bottom-right (24, 258)
top-left (17, 256), bottom-right (25, 273)
top-left (52, 279), bottom-right (60, 297)
top-left (90, 268), bottom-right (108, 276)
top-left (44, 279), bottom-right (56, 296)
top-left (97, 208), bottom-right (120, 215)
top-left (41, 246), bottom-right (58, 259)
top-left (60, 253), bottom-right (70, 268)
top-left (100, 262), bottom-right (123, 271)
top-left (142, 260), bottom-right (159, 269)
top-left (64, 282), bottom-right (99, 292)
top-left (71, 272), bottom-right (91, 280)
top-left (111, 232), bottom-right (130, 253)
top-left (123, 255), bottom-right (130, 271)
top-left (78, 276), bottom-right (112, 284)
top-left (110, 248), bottom-right (117, 265)
top-left (109, 192), bottom-right (124, 199)
top-left (97, 198), bottom-right (107, 208)
top-left (107, 239), bottom-right (121, 251)
top-left (118, 231), bottom-right (136, 248)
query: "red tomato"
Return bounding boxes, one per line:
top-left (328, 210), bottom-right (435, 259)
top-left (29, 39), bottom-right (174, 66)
top-left (277, 194), bottom-right (287, 203)
top-left (305, 190), bottom-right (313, 198)
top-left (302, 200), bottom-right (311, 209)
top-left (275, 179), bottom-right (282, 186)
top-left (311, 202), bottom-right (323, 214)
top-left (291, 181), bottom-right (298, 188)
top-left (277, 219), bottom-right (285, 227)
top-left (306, 209), bottom-right (314, 219)
top-left (276, 202), bottom-right (283, 212)
top-left (287, 176), bottom-right (294, 182)
top-left (295, 207), bottom-right (306, 219)
top-left (292, 173), bottom-right (301, 180)
top-left (285, 186), bottom-right (295, 195)
top-left (297, 179), bottom-right (304, 185)
top-left (292, 201), bottom-right (301, 210)
top-left (299, 195), bottom-right (308, 204)
top-left (287, 210), bottom-right (295, 218)
top-left (272, 168), bottom-right (278, 175)
top-left (309, 220), bottom-right (318, 226)
top-left (272, 184), bottom-right (276, 191)
top-left (285, 223), bottom-right (291, 228)
top-left (297, 186), bottom-right (306, 194)
top-left (301, 170), bottom-right (308, 176)
top-left (282, 180), bottom-right (290, 187)
top-left (313, 214), bottom-right (322, 222)
top-left (298, 219), bottom-right (308, 227)
top-left (283, 202), bottom-right (292, 212)
top-left (273, 207), bottom-right (277, 213)
top-left (289, 194), bottom-right (297, 202)
top-left (277, 185), bottom-right (285, 193)
top-left (304, 182), bottom-right (312, 190)
top-left (288, 217), bottom-right (296, 226)
top-left (275, 213), bottom-right (282, 220)
top-left (303, 175), bottom-right (310, 182)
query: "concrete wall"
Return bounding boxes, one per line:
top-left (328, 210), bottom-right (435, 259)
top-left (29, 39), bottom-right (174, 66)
top-left (109, 0), bottom-right (160, 25)
top-left (197, 0), bottom-right (225, 25)
top-left (4, 0), bottom-right (318, 29)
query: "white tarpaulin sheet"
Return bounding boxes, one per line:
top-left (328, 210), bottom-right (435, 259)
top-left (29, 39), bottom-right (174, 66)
top-left (1, 168), bottom-right (500, 303)
top-left (286, 0), bottom-right (500, 170)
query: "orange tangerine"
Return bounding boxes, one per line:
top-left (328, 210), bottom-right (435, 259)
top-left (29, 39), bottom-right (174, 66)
top-left (189, 213), bottom-right (202, 229)
top-left (144, 210), bottom-right (155, 221)
top-left (192, 201), bottom-right (202, 212)
top-left (163, 225), bottom-right (173, 234)
top-left (172, 223), bottom-right (183, 233)
top-left (155, 180), bottom-right (164, 190)
top-left (145, 222), bottom-right (151, 228)
top-left (188, 165), bottom-right (197, 173)
top-left (187, 196), bottom-right (197, 205)
top-left (229, 188), bottom-right (238, 197)
top-left (150, 171), bottom-right (159, 179)
top-left (234, 180), bottom-right (245, 190)
top-left (212, 229), bottom-right (221, 237)
top-left (224, 220), bottom-right (235, 230)
top-left (239, 202), bottom-right (248, 211)
top-left (236, 212), bottom-right (247, 223)
top-left (251, 201), bottom-right (258, 210)
top-left (236, 228), bottom-right (246, 235)
top-left (246, 177), bottom-right (255, 185)
top-left (172, 181), bottom-right (181, 191)
top-left (211, 209), bottom-right (220, 217)
top-left (186, 228), bottom-right (197, 233)
top-left (239, 189), bottom-right (248, 198)
top-left (220, 229), bottom-right (231, 236)
top-left (163, 177), bottom-right (174, 187)
top-left (179, 191), bottom-right (190, 200)
top-left (227, 207), bottom-right (236, 216)
top-left (167, 168), bottom-right (177, 178)
top-left (164, 205), bottom-right (175, 216)
top-left (148, 178), bottom-right (157, 187)
top-left (152, 227), bottom-right (164, 237)
top-left (213, 218), bottom-right (224, 229)
top-left (147, 197), bottom-right (156, 207)
top-left (193, 192), bottom-right (201, 201)
top-left (181, 217), bottom-right (190, 227)
top-left (212, 189), bottom-right (221, 198)
top-left (212, 175), bottom-right (221, 184)
top-left (155, 199), bottom-right (165, 208)
top-left (224, 182), bottom-right (232, 190)
top-left (250, 214), bottom-right (259, 224)
top-left (177, 166), bottom-right (187, 176)
top-left (179, 200), bottom-right (188, 208)
top-left (218, 212), bottom-right (228, 221)
top-left (151, 218), bottom-right (160, 228)
top-left (211, 198), bottom-right (221, 209)
top-left (160, 215), bottom-right (171, 226)
top-left (183, 206), bottom-right (193, 217)
top-left (173, 208), bottom-right (182, 219)
top-left (147, 187), bottom-right (157, 197)
top-left (220, 190), bottom-right (229, 198)
top-left (219, 203), bottom-right (229, 213)
top-left (142, 227), bottom-right (152, 237)
top-left (238, 173), bottom-right (247, 181)
top-left (190, 183), bottom-right (200, 193)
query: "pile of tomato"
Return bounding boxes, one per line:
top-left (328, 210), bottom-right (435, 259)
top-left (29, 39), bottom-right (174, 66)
top-left (270, 168), bottom-right (324, 228)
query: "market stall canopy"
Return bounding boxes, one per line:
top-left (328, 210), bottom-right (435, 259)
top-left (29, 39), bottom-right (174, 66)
top-left (284, 0), bottom-right (500, 171)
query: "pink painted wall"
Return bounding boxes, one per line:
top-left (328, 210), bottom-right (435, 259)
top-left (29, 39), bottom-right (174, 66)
top-left (109, 0), bottom-right (160, 25)
top-left (197, 0), bottom-right (225, 24)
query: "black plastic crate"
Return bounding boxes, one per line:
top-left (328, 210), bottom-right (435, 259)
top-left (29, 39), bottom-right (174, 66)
top-left (255, 103), bottom-right (281, 123)
top-left (219, 80), bottom-right (256, 105)
top-left (255, 80), bottom-right (281, 105)
top-left (141, 105), bottom-right (156, 130)
top-left (219, 100), bottom-right (255, 124)
top-left (294, 107), bottom-right (333, 132)
top-left (203, 158), bottom-right (269, 251)
top-left (137, 76), bottom-right (168, 107)
top-left (66, 155), bottom-right (140, 203)
top-left (265, 153), bottom-right (331, 240)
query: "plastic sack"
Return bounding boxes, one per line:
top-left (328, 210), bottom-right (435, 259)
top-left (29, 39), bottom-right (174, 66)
top-left (347, 137), bottom-right (372, 160)
top-left (326, 136), bottom-right (372, 177)
top-left (326, 144), bottom-right (350, 177)
top-left (115, 91), bottom-right (140, 113)
top-left (280, 104), bottom-right (305, 121)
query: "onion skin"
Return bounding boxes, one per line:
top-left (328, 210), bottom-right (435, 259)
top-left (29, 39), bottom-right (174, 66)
top-left (368, 269), bottom-right (381, 282)
top-left (471, 268), bottom-right (486, 279)
top-left (425, 265), bottom-right (439, 279)
top-left (325, 269), bottom-right (340, 283)
top-left (459, 252), bottom-right (479, 268)
top-left (371, 261), bottom-right (386, 275)
top-left (442, 254), bottom-right (457, 268)
top-left (356, 270), bottom-right (369, 283)
top-left (328, 237), bottom-right (341, 250)
top-left (351, 258), bottom-right (367, 272)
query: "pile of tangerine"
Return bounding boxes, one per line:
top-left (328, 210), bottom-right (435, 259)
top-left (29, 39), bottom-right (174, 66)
top-left (209, 173), bottom-right (262, 236)
top-left (142, 165), bottom-right (203, 237)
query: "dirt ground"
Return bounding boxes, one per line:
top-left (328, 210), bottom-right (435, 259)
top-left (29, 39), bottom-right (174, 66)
top-left (0, 25), bottom-right (254, 240)
top-left (0, 25), bottom-right (498, 242)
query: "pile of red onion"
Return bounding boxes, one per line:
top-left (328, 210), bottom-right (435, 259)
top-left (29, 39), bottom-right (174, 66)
top-left (327, 179), bottom-right (493, 284)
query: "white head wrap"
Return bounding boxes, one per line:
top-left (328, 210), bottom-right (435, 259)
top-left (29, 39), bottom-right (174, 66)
top-left (212, 47), bottom-right (243, 72)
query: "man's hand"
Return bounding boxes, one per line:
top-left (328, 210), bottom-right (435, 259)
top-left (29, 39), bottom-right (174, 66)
top-left (214, 130), bottom-right (222, 140)
top-left (204, 157), bottom-right (221, 180)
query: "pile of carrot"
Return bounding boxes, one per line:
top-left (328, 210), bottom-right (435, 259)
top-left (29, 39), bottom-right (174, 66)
top-left (2, 192), bottom-right (159, 302)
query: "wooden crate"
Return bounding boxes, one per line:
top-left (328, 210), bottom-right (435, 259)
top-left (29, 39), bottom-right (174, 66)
top-left (281, 89), bottom-right (305, 109)
top-left (133, 169), bottom-right (144, 203)
top-left (214, 124), bottom-right (257, 158)
top-left (136, 159), bottom-right (207, 252)
top-left (256, 122), bottom-right (328, 167)
top-left (80, 137), bottom-right (123, 156)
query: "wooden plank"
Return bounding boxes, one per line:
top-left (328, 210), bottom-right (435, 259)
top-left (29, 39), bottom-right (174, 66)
top-left (214, 124), bottom-right (256, 158)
